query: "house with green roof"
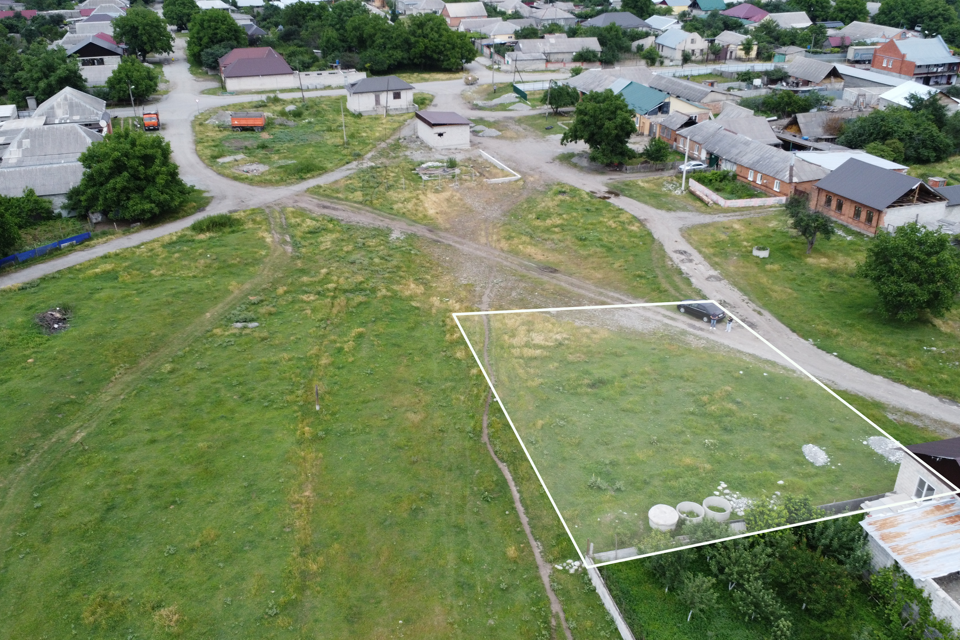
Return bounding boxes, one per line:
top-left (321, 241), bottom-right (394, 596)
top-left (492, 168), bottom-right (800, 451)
top-left (688, 0), bottom-right (726, 14)
top-left (618, 82), bottom-right (669, 130)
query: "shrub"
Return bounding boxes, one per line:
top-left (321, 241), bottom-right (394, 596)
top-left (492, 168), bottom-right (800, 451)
top-left (190, 214), bottom-right (242, 233)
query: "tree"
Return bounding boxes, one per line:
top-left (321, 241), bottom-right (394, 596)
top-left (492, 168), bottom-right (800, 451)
top-left (640, 45), bottom-right (660, 66)
top-left (572, 47), bottom-right (599, 62)
top-left (679, 573), bottom-right (717, 622)
top-left (708, 538), bottom-right (771, 591)
top-left (681, 49), bottom-right (692, 67)
top-left (105, 55), bottom-right (160, 103)
top-left (404, 13), bottom-right (476, 71)
top-left (875, 0), bottom-right (960, 47)
top-left (857, 222), bottom-right (960, 322)
top-left (793, 0), bottom-right (832, 22)
top-left (540, 83), bottom-right (579, 115)
top-left (113, 5), bottom-right (174, 61)
top-left (838, 107), bottom-right (953, 164)
top-left (200, 43), bottom-right (233, 70)
top-left (864, 140), bottom-right (903, 163)
top-left (14, 43), bottom-right (86, 104)
top-left (561, 90), bottom-right (637, 165)
top-left (0, 187), bottom-right (54, 228)
top-left (741, 36), bottom-right (755, 58)
top-left (162, 0), bottom-right (199, 31)
top-left (643, 136), bottom-right (670, 162)
top-left (831, 0), bottom-right (868, 24)
top-left (707, 42), bottom-right (721, 62)
top-left (0, 209), bottom-right (20, 257)
top-left (67, 130), bottom-right (191, 222)
top-left (622, 0), bottom-right (654, 19)
top-left (785, 194), bottom-right (835, 254)
top-left (186, 7), bottom-right (247, 65)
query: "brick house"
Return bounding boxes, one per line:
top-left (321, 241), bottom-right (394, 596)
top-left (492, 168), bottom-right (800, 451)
top-left (441, 1), bottom-right (485, 27)
top-left (812, 159), bottom-right (948, 235)
top-left (870, 35), bottom-right (959, 86)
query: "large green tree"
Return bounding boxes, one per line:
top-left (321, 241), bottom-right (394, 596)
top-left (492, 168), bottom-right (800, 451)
top-left (561, 89), bottom-right (637, 165)
top-left (404, 13), bottom-right (476, 71)
top-left (785, 194), bottom-right (835, 254)
top-left (162, 0), bottom-right (199, 31)
top-left (622, 0), bottom-right (654, 19)
top-left (857, 222), bottom-right (960, 322)
top-left (13, 42), bottom-right (85, 104)
top-left (113, 5), bottom-right (174, 61)
top-left (540, 83), bottom-right (579, 115)
top-left (837, 107), bottom-right (953, 164)
top-left (186, 8), bottom-right (249, 65)
top-left (793, 0), bottom-right (832, 23)
top-left (831, 0), bottom-right (868, 24)
top-left (67, 130), bottom-right (191, 221)
top-left (0, 187), bottom-right (54, 228)
top-left (0, 209), bottom-right (20, 256)
top-left (105, 55), bottom-right (161, 102)
top-left (875, 0), bottom-right (960, 44)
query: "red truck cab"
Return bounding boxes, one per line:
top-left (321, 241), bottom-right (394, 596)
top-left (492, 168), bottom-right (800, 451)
top-left (143, 112), bottom-right (160, 131)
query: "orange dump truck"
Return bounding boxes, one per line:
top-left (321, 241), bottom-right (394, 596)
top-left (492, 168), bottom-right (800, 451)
top-left (230, 112), bottom-right (266, 132)
top-left (143, 112), bottom-right (160, 131)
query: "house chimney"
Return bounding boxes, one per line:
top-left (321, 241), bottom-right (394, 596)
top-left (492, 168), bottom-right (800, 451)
top-left (26, 96), bottom-right (37, 111)
top-left (928, 176), bottom-right (947, 188)
top-left (788, 154), bottom-right (794, 184)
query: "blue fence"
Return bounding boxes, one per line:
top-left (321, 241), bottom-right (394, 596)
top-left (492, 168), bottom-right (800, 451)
top-left (0, 232), bottom-right (92, 268)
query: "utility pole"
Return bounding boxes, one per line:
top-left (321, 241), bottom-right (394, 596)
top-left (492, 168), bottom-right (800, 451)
top-left (297, 69), bottom-right (305, 104)
top-left (127, 82), bottom-right (136, 118)
top-left (680, 137), bottom-right (690, 192)
top-left (545, 80), bottom-right (552, 118)
top-left (340, 99), bottom-right (347, 146)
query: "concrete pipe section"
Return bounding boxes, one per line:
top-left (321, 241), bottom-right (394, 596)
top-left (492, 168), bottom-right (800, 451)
top-left (702, 496), bottom-right (732, 522)
top-left (648, 504), bottom-right (679, 532)
top-left (676, 501), bottom-right (705, 525)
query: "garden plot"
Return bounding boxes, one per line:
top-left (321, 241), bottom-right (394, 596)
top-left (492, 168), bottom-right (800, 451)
top-left (455, 303), bottom-right (954, 566)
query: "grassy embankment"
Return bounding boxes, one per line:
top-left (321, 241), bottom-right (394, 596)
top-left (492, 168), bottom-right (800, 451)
top-left (0, 208), bottom-right (619, 638)
top-left (685, 213), bottom-right (960, 402)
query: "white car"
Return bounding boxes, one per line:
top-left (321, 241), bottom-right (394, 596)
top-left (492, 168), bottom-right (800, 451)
top-left (678, 161), bottom-right (706, 172)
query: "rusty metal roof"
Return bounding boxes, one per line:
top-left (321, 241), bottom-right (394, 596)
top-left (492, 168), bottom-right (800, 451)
top-left (861, 498), bottom-right (960, 580)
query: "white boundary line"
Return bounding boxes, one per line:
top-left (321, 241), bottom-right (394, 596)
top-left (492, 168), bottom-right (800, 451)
top-left (453, 300), bottom-right (960, 570)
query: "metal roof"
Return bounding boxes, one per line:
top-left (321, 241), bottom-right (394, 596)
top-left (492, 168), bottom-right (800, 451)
top-left (1, 123), bottom-right (100, 168)
top-left (346, 75), bottom-right (414, 94)
top-left (794, 110), bottom-right (858, 139)
top-left (222, 54), bottom-right (293, 78)
top-left (861, 498), bottom-right (960, 580)
top-left (837, 21), bottom-right (910, 42)
top-left (658, 111), bottom-right (694, 130)
top-left (720, 2), bottom-right (767, 21)
top-left (442, 1), bottom-right (485, 17)
top-left (65, 36), bottom-right (123, 57)
top-left (714, 30), bottom-right (747, 46)
top-left (937, 185), bottom-right (960, 208)
top-left (647, 74), bottom-right (716, 102)
top-left (457, 17), bottom-right (502, 31)
top-left (814, 158), bottom-right (940, 210)
top-left (82, 13), bottom-right (114, 22)
top-left (243, 23), bottom-right (267, 37)
top-left (833, 63), bottom-right (903, 87)
top-left (895, 36), bottom-right (959, 66)
top-left (795, 150), bottom-right (907, 173)
top-left (908, 437), bottom-right (960, 461)
top-left (879, 81), bottom-right (940, 107)
top-left (715, 102), bottom-right (754, 119)
top-left (33, 87), bottom-right (108, 125)
top-left (764, 11), bottom-right (811, 28)
top-left (685, 115), bottom-right (779, 145)
top-left (415, 111), bottom-right (471, 126)
top-left (787, 57), bottom-right (837, 83)
top-left (644, 15), bottom-right (678, 31)
top-left (655, 29), bottom-right (695, 49)
top-left (580, 12), bottom-right (650, 29)
top-left (618, 82), bottom-right (668, 114)
top-left (691, 0), bottom-right (726, 10)
top-left (517, 36), bottom-right (600, 55)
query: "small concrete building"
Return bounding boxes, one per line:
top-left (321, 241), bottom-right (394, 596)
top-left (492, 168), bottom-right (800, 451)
top-left (65, 36), bottom-right (123, 87)
top-left (415, 111), bottom-right (470, 150)
top-left (812, 158), bottom-right (948, 235)
top-left (218, 47), bottom-right (297, 92)
top-left (345, 76), bottom-right (415, 115)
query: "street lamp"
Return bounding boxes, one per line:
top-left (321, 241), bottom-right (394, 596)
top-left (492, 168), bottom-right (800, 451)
top-left (127, 82), bottom-right (136, 118)
top-left (196, 98), bottom-right (200, 116)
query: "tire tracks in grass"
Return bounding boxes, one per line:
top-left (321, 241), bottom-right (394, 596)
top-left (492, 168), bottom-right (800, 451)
top-left (0, 215), bottom-right (290, 573)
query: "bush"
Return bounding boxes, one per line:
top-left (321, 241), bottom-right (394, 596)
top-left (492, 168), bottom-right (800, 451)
top-left (190, 214), bottom-right (242, 233)
top-left (570, 66), bottom-right (584, 77)
top-left (695, 171), bottom-right (763, 199)
top-left (643, 137), bottom-right (670, 162)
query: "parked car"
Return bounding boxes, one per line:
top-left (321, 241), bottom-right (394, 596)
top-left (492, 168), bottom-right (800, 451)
top-left (678, 161), bottom-right (706, 172)
top-left (677, 301), bottom-right (726, 322)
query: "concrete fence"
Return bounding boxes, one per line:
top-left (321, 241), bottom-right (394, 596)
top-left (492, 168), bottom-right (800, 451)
top-left (689, 179), bottom-right (787, 208)
top-left (479, 149), bottom-right (521, 183)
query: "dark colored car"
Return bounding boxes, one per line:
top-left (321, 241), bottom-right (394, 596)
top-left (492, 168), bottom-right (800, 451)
top-left (677, 301), bottom-right (726, 322)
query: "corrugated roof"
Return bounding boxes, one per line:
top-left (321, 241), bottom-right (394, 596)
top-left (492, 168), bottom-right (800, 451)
top-left (834, 63), bottom-right (903, 87)
top-left (787, 57), bottom-right (836, 83)
top-left (243, 23), bottom-right (267, 37)
top-left (720, 2), bottom-right (767, 21)
top-left (1, 123), bottom-right (100, 167)
top-left (442, 1), bottom-right (485, 17)
top-left (837, 21), bottom-right (909, 42)
top-left (0, 163), bottom-right (86, 198)
top-left (457, 17), bottom-right (502, 31)
top-left (814, 158), bottom-right (938, 210)
top-left (659, 111), bottom-right (694, 130)
top-left (794, 111), bottom-right (857, 139)
top-left (908, 437), bottom-right (960, 460)
top-left (416, 111), bottom-right (471, 126)
top-left (795, 150), bottom-right (907, 173)
top-left (219, 46), bottom-right (277, 68)
top-left (764, 11), bottom-right (811, 28)
top-left (647, 74), bottom-right (714, 102)
top-left (896, 36), bottom-right (959, 66)
top-left (618, 82), bottom-right (668, 114)
top-left (879, 81), bottom-right (940, 107)
top-left (197, 0), bottom-right (231, 7)
top-left (685, 116), bottom-right (779, 145)
top-left (33, 87), bottom-right (108, 125)
top-left (346, 75), bottom-right (414, 94)
top-left (65, 36), bottom-right (123, 57)
top-left (937, 185), bottom-right (960, 208)
top-left (645, 15), bottom-right (678, 31)
top-left (691, 0), bottom-right (726, 10)
top-left (861, 498), bottom-right (960, 580)
top-left (222, 54), bottom-right (292, 78)
top-left (82, 13), bottom-right (114, 22)
top-left (581, 12), bottom-right (650, 29)
top-left (518, 36), bottom-right (600, 55)
top-left (716, 102), bottom-right (754, 119)
top-left (655, 29), bottom-right (695, 49)
top-left (714, 30), bottom-right (747, 46)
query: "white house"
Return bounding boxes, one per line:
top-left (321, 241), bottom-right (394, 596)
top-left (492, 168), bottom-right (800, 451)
top-left (441, 1), bottom-right (486, 27)
top-left (655, 29), bottom-right (706, 61)
top-left (345, 76), bottom-right (416, 115)
top-left (415, 111), bottom-right (471, 149)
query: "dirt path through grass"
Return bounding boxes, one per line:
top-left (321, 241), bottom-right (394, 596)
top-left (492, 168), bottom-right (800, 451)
top-left (0, 215), bottom-right (292, 575)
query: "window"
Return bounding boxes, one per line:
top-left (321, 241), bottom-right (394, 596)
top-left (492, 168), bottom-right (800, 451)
top-left (836, 198), bottom-right (843, 212)
top-left (437, 132), bottom-right (444, 137)
top-left (825, 195), bottom-right (832, 207)
top-left (756, 173), bottom-right (762, 184)
top-left (748, 170), bottom-right (754, 180)
top-left (854, 206), bottom-right (862, 220)
top-left (773, 180), bottom-right (781, 192)
top-left (915, 477), bottom-right (937, 500)
top-left (393, 91), bottom-right (401, 100)
top-left (866, 210), bottom-right (874, 224)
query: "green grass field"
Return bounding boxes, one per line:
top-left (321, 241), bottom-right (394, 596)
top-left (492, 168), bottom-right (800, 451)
top-left (685, 213), bottom-right (960, 402)
top-left (615, 176), bottom-right (766, 214)
top-left (458, 308), bottom-right (917, 555)
top-left (0, 208), bottom-right (619, 637)
top-left (193, 96), bottom-right (414, 186)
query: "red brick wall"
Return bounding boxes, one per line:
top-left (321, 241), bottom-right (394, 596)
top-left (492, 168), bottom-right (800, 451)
top-left (812, 188), bottom-right (884, 235)
top-left (871, 40), bottom-right (915, 76)
top-left (733, 165), bottom-right (794, 197)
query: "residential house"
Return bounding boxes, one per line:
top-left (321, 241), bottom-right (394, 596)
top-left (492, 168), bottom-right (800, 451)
top-left (794, 150), bottom-right (908, 173)
top-left (475, 20), bottom-right (518, 42)
top-left (0, 124), bottom-right (102, 212)
top-left (714, 30), bottom-right (754, 61)
top-left (457, 17), bottom-right (502, 33)
top-left (687, 0), bottom-right (726, 14)
top-left (834, 63), bottom-right (904, 88)
top-left (398, 0), bottom-right (443, 14)
top-left (508, 36), bottom-right (602, 69)
top-left (655, 0), bottom-right (690, 13)
top-left (0, 8), bottom-right (36, 18)
top-left (644, 15), bottom-right (680, 34)
top-left (530, 5), bottom-right (577, 28)
top-left (235, 0), bottom-right (265, 9)
top-left (772, 45), bottom-right (805, 63)
top-left (619, 82), bottom-right (669, 131)
top-left (415, 111), bottom-right (470, 149)
top-left (719, 2), bottom-right (768, 22)
top-left (837, 21), bottom-right (917, 44)
top-left (33, 87), bottom-right (111, 135)
top-left (676, 113), bottom-right (779, 147)
top-left (935, 184), bottom-right (960, 233)
top-left (580, 12), bottom-right (650, 30)
top-left (441, 1), bottom-right (486, 27)
top-left (871, 36), bottom-right (959, 86)
top-left (878, 81), bottom-right (960, 112)
top-left (762, 11), bottom-right (811, 29)
top-left (812, 159), bottom-right (948, 235)
top-left (655, 29), bottom-right (706, 61)
top-left (672, 120), bottom-right (827, 196)
top-left (714, 101), bottom-right (754, 119)
top-left (781, 110), bottom-right (857, 142)
top-left (646, 73), bottom-right (739, 113)
top-left (218, 47), bottom-right (297, 92)
top-left (76, 13), bottom-right (115, 36)
top-left (76, 0), bottom-right (128, 9)
top-left (243, 22), bottom-right (267, 43)
top-left (563, 66), bottom-right (654, 94)
top-left (826, 35), bottom-right (852, 49)
top-left (196, 0), bottom-right (230, 8)
top-left (65, 36), bottom-right (123, 87)
top-left (345, 75), bottom-right (415, 115)
top-left (784, 57), bottom-right (843, 90)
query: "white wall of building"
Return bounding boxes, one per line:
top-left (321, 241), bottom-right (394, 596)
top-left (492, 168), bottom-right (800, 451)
top-left (76, 21), bottom-right (114, 35)
top-left (893, 454), bottom-right (954, 499)
top-left (416, 119), bottom-right (469, 149)
top-left (298, 70), bottom-right (365, 90)
top-left (224, 73), bottom-right (299, 92)
top-left (346, 89), bottom-right (415, 115)
top-left (883, 201), bottom-right (948, 233)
